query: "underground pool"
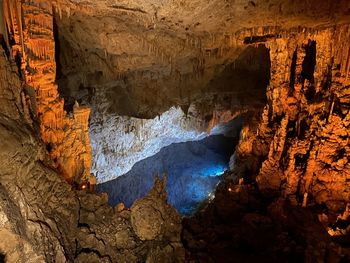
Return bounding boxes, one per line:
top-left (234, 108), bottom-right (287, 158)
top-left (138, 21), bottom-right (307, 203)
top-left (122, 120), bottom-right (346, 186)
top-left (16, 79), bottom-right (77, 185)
top-left (97, 134), bottom-right (237, 215)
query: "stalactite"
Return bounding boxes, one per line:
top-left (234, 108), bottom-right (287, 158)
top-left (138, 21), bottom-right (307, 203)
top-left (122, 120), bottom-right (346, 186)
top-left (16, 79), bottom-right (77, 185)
top-left (2, 0), bottom-right (94, 184)
top-left (242, 25), bottom-right (350, 210)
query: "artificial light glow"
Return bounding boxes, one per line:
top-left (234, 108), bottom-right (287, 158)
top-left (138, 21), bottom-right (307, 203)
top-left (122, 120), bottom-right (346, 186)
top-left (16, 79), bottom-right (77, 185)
top-left (208, 192), bottom-right (215, 201)
top-left (201, 165), bottom-right (227, 177)
top-left (98, 134), bottom-right (236, 216)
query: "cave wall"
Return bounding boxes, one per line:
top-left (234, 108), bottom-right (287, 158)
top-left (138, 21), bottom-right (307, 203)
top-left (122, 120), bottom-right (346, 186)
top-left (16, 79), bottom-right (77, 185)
top-left (0, 43), bottom-right (77, 262)
top-left (52, 0), bottom-right (350, 118)
top-left (90, 97), bottom-right (246, 182)
top-left (233, 25), bottom-right (350, 212)
top-left (1, 0), bottom-right (92, 183)
top-left (86, 45), bottom-right (268, 181)
top-left (53, 2), bottom-right (272, 182)
top-left (51, 0), bottom-right (350, 184)
top-left (91, 106), bottom-right (206, 183)
top-left (98, 134), bottom-right (236, 214)
top-left (0, 1), bottom-right (185, 262)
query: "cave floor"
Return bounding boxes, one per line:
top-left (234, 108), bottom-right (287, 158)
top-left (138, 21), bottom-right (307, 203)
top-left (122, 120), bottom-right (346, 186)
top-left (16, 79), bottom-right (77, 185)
top-left (182, 179), bottom-right (350, 263)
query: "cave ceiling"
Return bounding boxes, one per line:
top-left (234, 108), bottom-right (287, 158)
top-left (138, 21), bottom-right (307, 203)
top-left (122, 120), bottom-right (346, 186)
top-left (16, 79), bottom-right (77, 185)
top-left (54, 0), bottom-right (350, 118)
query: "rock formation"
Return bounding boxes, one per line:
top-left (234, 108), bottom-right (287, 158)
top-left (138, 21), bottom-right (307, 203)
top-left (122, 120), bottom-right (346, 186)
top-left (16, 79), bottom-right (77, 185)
top-left (228, 26), bottom-right (350, 212)
top-left (90, 102), bottom-right (243, 183)
top-left (0, 53), bottom-right (184, 259)
top-left (190, 24), bottom-right (350, 262)
top-left (0, 0), bottom-right (350, 262)
top-left (183, 181), bottom-right (350, 262)
top-left (1, 0), bottom-right (92, 183)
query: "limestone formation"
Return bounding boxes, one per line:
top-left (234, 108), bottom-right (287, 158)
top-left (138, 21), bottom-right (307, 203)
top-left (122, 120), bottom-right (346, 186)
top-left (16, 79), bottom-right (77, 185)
top-left (90, 102), bottom-right (242, 183)
top-left (0, 0), bottom-right (350, 262)
top-left (2, 0), bottom-right (92, 183)
top-left (249, 26), bottom-right (350, 211)
top-left (130, 176), bottom-right (182, 243)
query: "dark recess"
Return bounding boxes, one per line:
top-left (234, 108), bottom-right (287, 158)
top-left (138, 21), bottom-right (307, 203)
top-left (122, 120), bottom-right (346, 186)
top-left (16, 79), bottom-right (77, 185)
top-left (289, 49), bottom-right (297, 92)
top-left (0, 253), bottom-right (5, 263)
top-left (301, 40), bottom-right (317, 83)
top-left (53, 15), bottom-right (62, 81)
top-left (0, 34), bottom-right (10, 57)
top-left (243, 34), bottom-right (278, 44)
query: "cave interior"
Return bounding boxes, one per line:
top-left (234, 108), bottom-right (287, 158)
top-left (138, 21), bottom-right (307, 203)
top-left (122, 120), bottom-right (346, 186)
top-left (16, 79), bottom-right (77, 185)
top-left (0, 0), bottom-right (349, 262)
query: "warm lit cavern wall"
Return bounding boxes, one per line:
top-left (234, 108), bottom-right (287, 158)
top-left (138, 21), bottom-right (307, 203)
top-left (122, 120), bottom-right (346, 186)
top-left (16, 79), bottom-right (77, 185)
top-left (51, 1), bottom-right (274, 182)
top-left (232, 26), bottom-right (350, 212)
top-left (1, 0), bottom-right (92, 183)
top-left (53, 0), bottom-right (350, 118)
top-left (0, 1), bottom-right (185, 262)
top-left (0, 49), bottom-right (184, 261)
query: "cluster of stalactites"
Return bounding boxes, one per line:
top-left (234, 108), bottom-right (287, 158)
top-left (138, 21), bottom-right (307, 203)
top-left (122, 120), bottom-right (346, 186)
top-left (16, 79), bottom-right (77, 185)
top-left (0, 0), bottom-right (25, 64)
top-left (1, 0), bottom-right (93, 184)
top-left (252, 26), bottom-right (350, 211)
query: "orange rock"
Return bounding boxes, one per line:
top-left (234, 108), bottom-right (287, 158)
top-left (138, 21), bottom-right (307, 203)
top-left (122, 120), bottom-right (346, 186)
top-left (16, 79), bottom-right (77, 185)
top-left (236, 26), bottom-right (350, 211)
top-left (3, 0), bottom-right (92, 184)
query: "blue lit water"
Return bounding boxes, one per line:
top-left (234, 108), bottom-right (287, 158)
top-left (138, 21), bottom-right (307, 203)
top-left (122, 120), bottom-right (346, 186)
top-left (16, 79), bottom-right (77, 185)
top-left (97, 135), bottom-right (236, 215)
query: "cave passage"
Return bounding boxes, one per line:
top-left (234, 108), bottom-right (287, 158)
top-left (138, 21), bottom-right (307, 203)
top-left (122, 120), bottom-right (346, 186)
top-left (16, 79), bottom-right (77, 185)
top-left (97, 134), bottom-right (237, 215)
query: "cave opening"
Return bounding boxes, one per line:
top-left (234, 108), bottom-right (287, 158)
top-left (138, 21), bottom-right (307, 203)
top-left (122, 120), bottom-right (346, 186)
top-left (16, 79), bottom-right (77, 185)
top-left (97, 131), bottom-right (239, 215)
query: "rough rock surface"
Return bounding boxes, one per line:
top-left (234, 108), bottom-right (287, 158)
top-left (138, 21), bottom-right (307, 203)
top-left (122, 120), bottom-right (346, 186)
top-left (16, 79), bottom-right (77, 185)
top-left (229, 25), bottom-right (350, 212)
top-left (51, 0), bottom-right (350, 184)
top-left (0, 47), bottom-right (184, 262)
top-left (182, 22), bottom-right (349, 262)
top-left (130, 177), bottom-right (181, 242)
top-left (183, 180), bottom-right (350, 262)
top-left (53, 0), bottom-right (350, 118)
top-left (1, 0), bottom-right (92, 183)
top-left (0, 0), bottom-right (350, 262)
top-left (91, 103), bottom-right (242, 182)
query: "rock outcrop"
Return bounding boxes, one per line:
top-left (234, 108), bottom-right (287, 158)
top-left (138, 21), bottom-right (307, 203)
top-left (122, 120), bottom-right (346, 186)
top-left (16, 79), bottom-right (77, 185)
top-left (181, 21), bottom-right (350, 263)
top-left (130, 177), bottom-right (182, 242)
top-left (0, 4), bottom-right (183, 261)
top-left (2, 0), bottom-right (92, 183)
top-left (90, 102), bottom-right (243, 183)
top-left (205, 24), bottom-right (350, 261)
top-left (51, 0), bottom-right (350, 185)
top-left (183, 181), bottom-right (350, 262)
top-left (230, 26), bottom-right (350, 212)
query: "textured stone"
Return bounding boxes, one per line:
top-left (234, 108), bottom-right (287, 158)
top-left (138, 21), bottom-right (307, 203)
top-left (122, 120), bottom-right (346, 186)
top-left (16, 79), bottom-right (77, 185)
top-left (2, 0), bottom-right (92, 183)
top-left (1, 1), bottom-right (350, 262)
top-left (0, 47), bottom-right (184, 262)
top-left (131, 177), bottom-right (182, 242)
top-left (131, 200), bottom-right (163, 241)
top-left (229, 26), bottom-right (350, 211)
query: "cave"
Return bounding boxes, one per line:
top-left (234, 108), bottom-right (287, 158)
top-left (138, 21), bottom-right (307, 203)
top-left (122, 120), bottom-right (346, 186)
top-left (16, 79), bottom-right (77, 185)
top-left (0, 1), bottom-right (350, 262)
top-left (97, 133), bottom-right (239, 215)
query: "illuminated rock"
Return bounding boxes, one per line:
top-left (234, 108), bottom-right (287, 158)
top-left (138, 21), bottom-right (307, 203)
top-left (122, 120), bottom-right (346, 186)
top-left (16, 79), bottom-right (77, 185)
top-left (0, 0), bottom-right (349, 261)
top-left (2, 0), bottom-right (92, 183)
top-left (0, 50), bottom-right (185, 259)
top-left (91, 104), bottom-right (240, 183)
top-left (231, 26), bottom-right (350, 211)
